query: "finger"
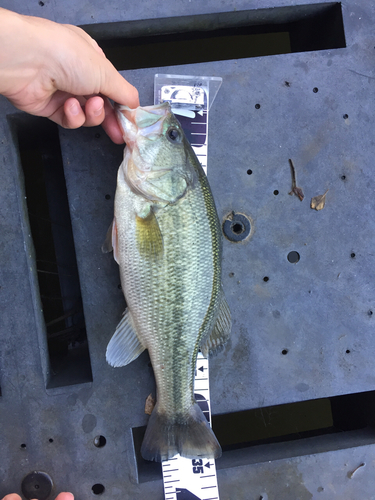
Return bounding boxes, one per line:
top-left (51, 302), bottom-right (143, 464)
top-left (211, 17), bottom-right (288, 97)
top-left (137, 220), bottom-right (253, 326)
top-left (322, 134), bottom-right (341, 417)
top-left (51, 26), bottom-right (138, 109)
top-left (100, 99), bottom-right (125, 144)
top-left (82, 95), bottom-right (105, 127)
top-left (55, 493), bottom-right (74, 500)
top-left (2, 495), bottom-right (22, 500)
top-left (51, 97), bottom-right (86, 129)
top-left (66, 26), bottom-right (139, 106)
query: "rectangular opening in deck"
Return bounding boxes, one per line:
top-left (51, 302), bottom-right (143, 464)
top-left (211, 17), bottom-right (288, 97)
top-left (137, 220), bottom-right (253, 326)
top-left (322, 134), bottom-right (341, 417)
top-left (133, 389), bottom-right (375, 483)
top-left (10, 116), bottom-right (93, 389)
top-left (81, 2), bottom-right (345, 70)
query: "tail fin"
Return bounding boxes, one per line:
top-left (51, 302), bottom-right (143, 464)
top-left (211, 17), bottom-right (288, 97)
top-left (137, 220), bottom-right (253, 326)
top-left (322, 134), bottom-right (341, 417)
top-left (141, 402), bottom-right (222, 462)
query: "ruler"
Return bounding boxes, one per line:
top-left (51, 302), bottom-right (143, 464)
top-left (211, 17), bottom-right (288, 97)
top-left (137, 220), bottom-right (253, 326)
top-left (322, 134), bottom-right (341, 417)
top-left (162, 354), bottom-right (219, 500)
top-left (154, 74), bottom-right (222, 174)
top-left (154, 75), bottom-right (221, 500)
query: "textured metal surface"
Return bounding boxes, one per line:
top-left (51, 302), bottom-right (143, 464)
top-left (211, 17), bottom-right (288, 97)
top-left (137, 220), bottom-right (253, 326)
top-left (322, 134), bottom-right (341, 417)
top-left (2, 1), bottom-right (375, 499)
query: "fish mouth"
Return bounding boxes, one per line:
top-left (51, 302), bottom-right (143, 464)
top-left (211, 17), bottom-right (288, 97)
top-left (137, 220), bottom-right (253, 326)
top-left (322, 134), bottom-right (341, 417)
top-left (115, 102), bottom-right (189, 203)
top-left (115, 102), bottom-right (172, 145)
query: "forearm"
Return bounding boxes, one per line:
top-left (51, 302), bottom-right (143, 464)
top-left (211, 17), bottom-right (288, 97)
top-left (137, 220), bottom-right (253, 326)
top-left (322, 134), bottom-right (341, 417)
top-left (0, 7), bottom-right (22, 68)
top-left (0, 8), bottom-right (46, 98)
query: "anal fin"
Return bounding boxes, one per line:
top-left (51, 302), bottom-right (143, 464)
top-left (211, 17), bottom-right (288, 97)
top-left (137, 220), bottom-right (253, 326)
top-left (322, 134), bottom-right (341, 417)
top-left (200, 289), bottom-right (232, 357)
top-left (106, 309), bottom-right (145, 367)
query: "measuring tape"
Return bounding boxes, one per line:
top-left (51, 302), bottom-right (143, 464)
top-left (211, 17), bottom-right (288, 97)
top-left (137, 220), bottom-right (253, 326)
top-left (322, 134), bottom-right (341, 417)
top-left (154, 75), bottom-right (221, 500)
top-left (162, 354), bottom-right (219, 500)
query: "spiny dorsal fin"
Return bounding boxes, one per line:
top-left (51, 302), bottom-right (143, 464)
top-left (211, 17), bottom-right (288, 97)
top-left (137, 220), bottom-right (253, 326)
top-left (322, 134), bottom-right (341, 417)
top-left (136, 210), bottom-right (163, 259)
top-left (200, 290), bottom-right (232, 357)
top-left (101, 217), bottom-right (120, 264)
top-left (106, 309), bottom-right (145, 367)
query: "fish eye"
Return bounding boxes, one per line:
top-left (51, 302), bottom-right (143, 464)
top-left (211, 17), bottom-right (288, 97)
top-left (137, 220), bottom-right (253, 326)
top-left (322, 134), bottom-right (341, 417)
top-left (166, 127), bottom-right (182, 144)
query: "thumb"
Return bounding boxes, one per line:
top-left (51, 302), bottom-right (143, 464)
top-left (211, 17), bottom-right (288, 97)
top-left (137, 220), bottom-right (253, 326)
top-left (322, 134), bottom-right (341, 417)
top-left (50, 493), bottom-right (74, 500)
top-left (100, 61), bottom-right (139, 108)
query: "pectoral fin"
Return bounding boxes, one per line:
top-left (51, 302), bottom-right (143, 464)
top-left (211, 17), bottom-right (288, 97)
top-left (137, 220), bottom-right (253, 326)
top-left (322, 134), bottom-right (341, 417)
top-left (200, 290), bottom-right (232, 357)
top-left (101, 218), bottom-right (120, 264)
top-left (106, 309), bottom-right (146, 367)
top-left (136, 209), bottom-right (163, 259)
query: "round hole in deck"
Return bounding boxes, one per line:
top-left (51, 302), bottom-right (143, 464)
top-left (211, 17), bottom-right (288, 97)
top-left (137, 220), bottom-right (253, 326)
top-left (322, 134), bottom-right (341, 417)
top-left (343, 114), bottom-right (349, 119)
top-left (346, 349), bottom-right (351, 354)
top-left (20, 443), bottom-right (26, 449)
top-left (287, 251), bottom-right (300, 263)
top-left (282, 349), bottom-right (289, 355)
top-left (223, 213), bottom-right (251, 242)
top-left (94, 435), bottom-right (107, 448)
top-left (351, 252), bottom-right (356, 259)
top-left (313, 87), bottom-right (319, 93)
top-left (263, 276), bottom-right (269, 282)
top-left (255, 103), bottom-right (261, 109)
top-left (48, 438), bottom-right (53, 443)
top-left (368, 310), bottom-right (373, 317)
top-left (105, 194), bottom-right (111, 200)
top-left (247, 169), bottom-right (253, 175)
top-left (92, 484), bottom-right (105, 495)
top-left (273, 190), bottom-right (279, 196)
top-left (232, 222), bottom-right (244, 235)
top-left (341, 174), bottom-right (346, 180)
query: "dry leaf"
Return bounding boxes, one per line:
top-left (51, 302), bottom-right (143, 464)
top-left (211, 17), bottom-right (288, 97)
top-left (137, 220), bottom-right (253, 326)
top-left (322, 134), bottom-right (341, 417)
top-left (144, 393), bottom-right (156, 415)
top-left (311, 190), bottom-right (328, 211)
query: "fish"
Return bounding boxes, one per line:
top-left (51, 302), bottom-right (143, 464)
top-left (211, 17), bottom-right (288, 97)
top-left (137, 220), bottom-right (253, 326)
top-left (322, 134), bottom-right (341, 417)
top-left (102, 101), bottom-right (231, 462)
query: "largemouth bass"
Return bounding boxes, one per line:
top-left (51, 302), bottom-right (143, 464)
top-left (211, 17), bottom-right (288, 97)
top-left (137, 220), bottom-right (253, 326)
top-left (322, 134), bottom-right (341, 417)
top-left (103, 102), bottom-right (231, 462)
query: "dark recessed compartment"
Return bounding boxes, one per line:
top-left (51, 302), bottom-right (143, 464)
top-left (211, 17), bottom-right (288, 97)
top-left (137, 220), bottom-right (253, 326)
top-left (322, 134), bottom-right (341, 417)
top-left (9, 115), bottom-right (93, 389)
top-left (133, 389), bottom-right (375, 483)
top-left (81, 2), bottom-right (346, 70)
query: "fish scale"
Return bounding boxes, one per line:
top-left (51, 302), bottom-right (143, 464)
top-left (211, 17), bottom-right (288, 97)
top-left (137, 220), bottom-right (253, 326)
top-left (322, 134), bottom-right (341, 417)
top-left (116, 176), bottom-right (216, 417)
top-left (105, 102), bottom-right (231, 462)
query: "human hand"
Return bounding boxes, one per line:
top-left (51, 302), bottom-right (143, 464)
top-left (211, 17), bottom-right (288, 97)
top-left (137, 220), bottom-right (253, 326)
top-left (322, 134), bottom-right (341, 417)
top-left (1, 493), bottom-right (73, 500)
top-left (0, 8), bottom-right (139, 143)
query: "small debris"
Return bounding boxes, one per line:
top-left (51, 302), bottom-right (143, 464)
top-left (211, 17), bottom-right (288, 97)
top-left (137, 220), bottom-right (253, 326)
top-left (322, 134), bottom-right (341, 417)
top-left (145, 393), bottom-right (156, 415)
top-left (288, 159), bottom-right (304, 201)
top-left (291, 186), bottom-right (305, 201)
top-left (311, 190), bottom-right (329, 211)
top-left (348, 462), bottom-right (366, 479)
